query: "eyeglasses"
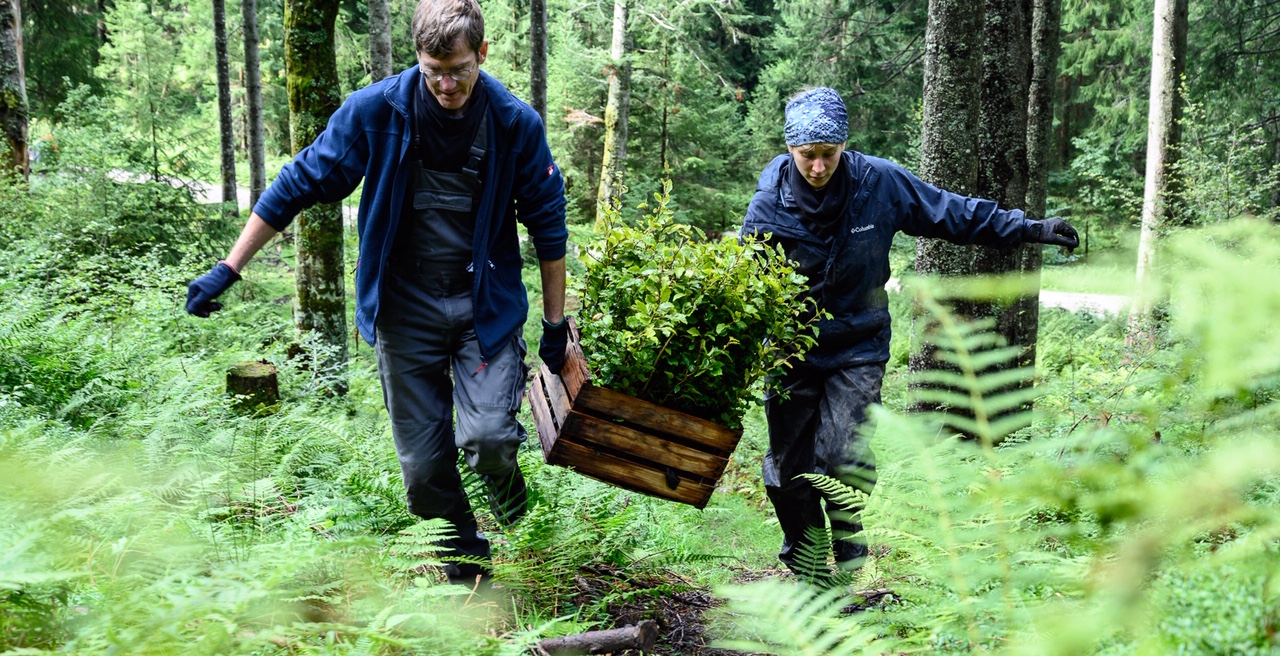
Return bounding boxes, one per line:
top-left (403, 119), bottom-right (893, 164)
top-left (420, 66), bottom-right (474, 82)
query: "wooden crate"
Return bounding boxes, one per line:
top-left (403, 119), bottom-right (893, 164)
top-left (527, 320), bottom-right (743, 509)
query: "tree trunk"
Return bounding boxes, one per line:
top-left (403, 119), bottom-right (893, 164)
top-left (529, 0), bottom-right (547, 120)
top-left (910, 0), bottom-right (983, 385)
top-left (213, 0), bottom-right (238, 218)
top-left (0, 0), bottom-right (28, 180)
top-left (1128, 0), bottom-right (1188, 344)
top-left (1025, 0), bottom-right (1060, 221)
top-left (595, 0), bottom-right (630, 225)
top-left (286, 0), bottom-right (348, 394)
top-left (971, 0), bottom-right (1034, 371)
top-left (1272, 125), bottom-right (1280, 216)
top-left (368, 0), bottom-right (393, 82)
top-left (242, 0), bottom-right (266, 208)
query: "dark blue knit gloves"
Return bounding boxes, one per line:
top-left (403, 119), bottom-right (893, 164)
top-left (186, 262), bottom-right (241, 317)
top-left (539, 317), bottom-right (570, 375)
top-left (1027, 218), bottom-right (1080, 249)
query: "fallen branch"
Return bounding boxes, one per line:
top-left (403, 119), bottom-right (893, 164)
top-left (536, 620), bottom-right (658, 655)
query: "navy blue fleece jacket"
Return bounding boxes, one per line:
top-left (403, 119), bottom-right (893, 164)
top-left (742, 151), bottom-right (1035, 369)
top-left (253, 68), bottom-right (568, 357)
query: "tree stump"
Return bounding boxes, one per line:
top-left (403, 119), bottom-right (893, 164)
top-left (227, 360), bottom-right (279, 412)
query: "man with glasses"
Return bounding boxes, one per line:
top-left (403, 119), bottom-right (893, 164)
top-left (185, 0), bottom-right (569, 587)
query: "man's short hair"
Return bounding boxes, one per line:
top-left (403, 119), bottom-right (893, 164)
top-left (413, 0), bottom-right (485, 57)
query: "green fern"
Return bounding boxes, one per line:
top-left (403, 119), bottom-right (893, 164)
top-left (714, 579), bottom-right (886, 655)
top-left (910, 281), bottom-right (1040, 446)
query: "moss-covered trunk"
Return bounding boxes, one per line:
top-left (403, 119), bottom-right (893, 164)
top-left (910, 0), bottom-right (983, 387)
top-left (0, 0), bottom-right (28, 180)
top-left (971, 0), bottom-right (1036, 372)
top-left (595, 0), bottom-right (631, 226)
top-left (286, 0), bottom-right (348, 394)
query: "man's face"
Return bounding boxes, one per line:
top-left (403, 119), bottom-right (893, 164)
top-left (788, 142), bottom-right (845, 190)
top-left (417, 37), bottom-right (488, 114)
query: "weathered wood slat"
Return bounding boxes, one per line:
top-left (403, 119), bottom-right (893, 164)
top-left (528, 374), bottom-right (558, 455)
top-left (549, 438), bottom-right (714, 507)
top-left (563, 411), bottom-right (726, 476)
top-left (574, 386), bottom-right (740, 454)
top-left (560, 349), bottom-right (590, 401)
top-left (530, 317), bottom-right (742, 509)
top-left (541, 363), bottom-right (572, 427)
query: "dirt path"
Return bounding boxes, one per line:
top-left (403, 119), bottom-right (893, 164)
top-left (886, 277), bottom-right (1127, 317)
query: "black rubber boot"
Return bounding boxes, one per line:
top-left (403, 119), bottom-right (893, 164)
top-left (443, 561), bottom-right (491, 586)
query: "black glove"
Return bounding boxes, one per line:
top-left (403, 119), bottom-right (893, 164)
top-left (186, 262), bottom-right (241, 317)
top-left (1026, 218), bottom-right (1080, 249)
top-left (539, 316), bottom-right (570, 375)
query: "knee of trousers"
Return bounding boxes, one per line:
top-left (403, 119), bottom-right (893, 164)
top-left (400, 461), bottom-right (470, 520)
top-left (456, 409), bottom-right (524, 476)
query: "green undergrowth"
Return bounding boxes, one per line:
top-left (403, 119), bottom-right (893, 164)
top-left (4, 143), bottom-right (1280, 653)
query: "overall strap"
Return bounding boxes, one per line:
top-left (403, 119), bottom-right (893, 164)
top-left (461, 116), bottom-right (488, 187)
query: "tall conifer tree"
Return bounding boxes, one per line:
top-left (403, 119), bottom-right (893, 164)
top-left (368, 0), bottom-right (392, 81)
top-left (0, 0), bottom-right (26, 179)
top-left (212, 0), bottom-right (237, 217)
top-left (595, 0), bottom-right (630, 224)
top-left (242, 0), bottom-right (266, 208)
top-left (285, 0), bottom-right (348, 393)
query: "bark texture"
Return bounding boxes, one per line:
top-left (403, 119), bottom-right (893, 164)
top-left (242, 0), bottom-right (266, 208)
top-left (595, 0), bottom-right (631, 225)
top-left (972, 0), bottom-right (1036, 371)
top-left (1129, 0), bottom-right (1189, 340)
top-left (1025, 0), bottom-right (1060, 220)
top-left (537, 620), bottom-right (658, 655)
top-left (286, 0), bottom-right (348, 393)
top-left (213, 0), bottom-right (238, 218)
top-left (368, 0), bottom-right (393, 82)
top-left (0, 0), bottom-right (28, 179)
top-left (529, 0), bottom-right (548, 120)
top-left (911, 0), bottom-right (983, 383)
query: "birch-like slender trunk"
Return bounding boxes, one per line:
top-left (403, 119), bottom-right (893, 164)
top-left (286, 0), bottom-right (348, 394)
top-left (529, 0), bottom-right (548, 120)
top-left (0, 0), bottom-right (28, 180)
top-left (213, 0), bottom-right (238, 218)
top-left (368, 0), bottom-right (393, 82)
top-left (1128, 0), bottom-right (1188, 344)
top-left (595, 0), bottom-right (631, 225)
top-left (242, 0), bottom-right (266, 208)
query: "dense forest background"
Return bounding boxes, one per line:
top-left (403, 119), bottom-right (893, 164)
top-left (20, 0), bottom-right (1279, 233)
top-left (2, 0), bottom-right (1280, 653)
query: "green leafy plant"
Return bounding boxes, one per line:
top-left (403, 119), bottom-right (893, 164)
top-left (577, 181), bottom-right (822, 427)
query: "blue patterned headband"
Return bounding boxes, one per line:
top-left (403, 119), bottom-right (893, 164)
top-left (784, 87), bottom-right (848, 146)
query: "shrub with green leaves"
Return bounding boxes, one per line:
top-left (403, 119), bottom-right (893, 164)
top-left (576, 181), bottom-right (820, 428)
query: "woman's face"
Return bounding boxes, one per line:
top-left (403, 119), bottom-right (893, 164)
top-left (788, 142), bottom-right (845, 189)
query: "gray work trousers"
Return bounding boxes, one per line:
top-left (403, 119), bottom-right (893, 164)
top-left (763, 362), bottom-right (884, 568)
top-left (375, 266), bottom-right (529, 560)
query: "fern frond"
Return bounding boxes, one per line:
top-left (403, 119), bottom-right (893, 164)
top-left (715, 580), bottom-right (885, 655)
top-left (800, 473), bottom-right (869, 513)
